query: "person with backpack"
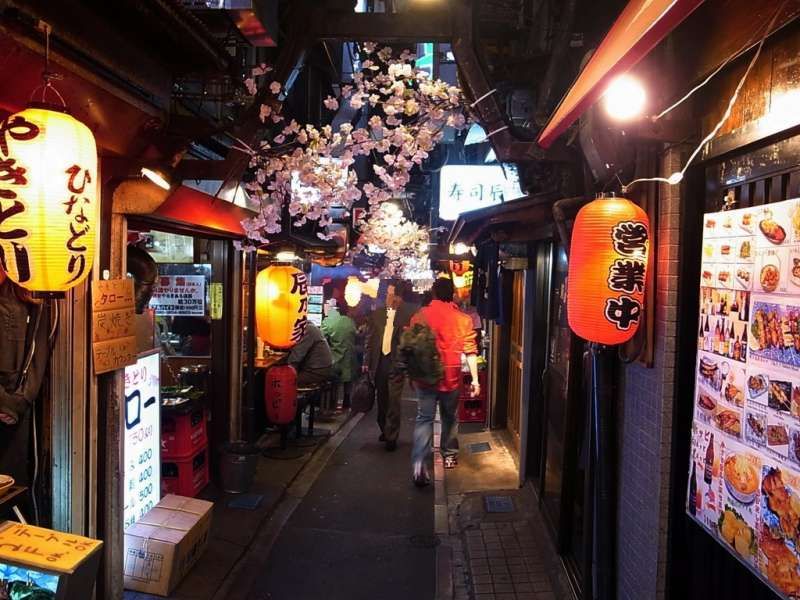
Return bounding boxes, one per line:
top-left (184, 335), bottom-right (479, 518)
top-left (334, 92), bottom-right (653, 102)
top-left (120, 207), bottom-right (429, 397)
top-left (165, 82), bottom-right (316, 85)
top-left (406, 277), bottom-right (479, 486)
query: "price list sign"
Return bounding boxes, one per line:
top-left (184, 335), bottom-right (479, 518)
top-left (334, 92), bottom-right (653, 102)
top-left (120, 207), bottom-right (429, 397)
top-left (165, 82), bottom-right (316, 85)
top-left (91, 278), bottom-right (137, 375)
top-left (123, 351), bottom-right (161, 530)
top-left (689, 198), bottom-right (800, 599)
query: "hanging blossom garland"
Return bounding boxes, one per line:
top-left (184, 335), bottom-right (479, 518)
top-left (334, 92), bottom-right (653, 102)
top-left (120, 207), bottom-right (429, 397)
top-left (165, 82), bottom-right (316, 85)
top-left (235, 43), bottom-right (470, 250)
top-left (355, 202), bottom-right (430, 278)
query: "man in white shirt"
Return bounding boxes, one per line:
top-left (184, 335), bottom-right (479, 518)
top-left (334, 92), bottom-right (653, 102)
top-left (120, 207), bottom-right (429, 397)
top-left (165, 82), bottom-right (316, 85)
top-left (364, 281), bottom-right (418, 451)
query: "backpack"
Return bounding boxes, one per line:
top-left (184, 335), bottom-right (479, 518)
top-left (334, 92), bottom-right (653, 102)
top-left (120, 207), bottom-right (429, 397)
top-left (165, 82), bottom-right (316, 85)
top-left (398, 319), bottom-right (443, 386)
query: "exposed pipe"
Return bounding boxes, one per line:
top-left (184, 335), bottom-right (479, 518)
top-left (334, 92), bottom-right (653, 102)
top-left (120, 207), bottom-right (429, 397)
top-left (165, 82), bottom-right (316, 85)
top-left (551, 195), bottom-right (587, 257)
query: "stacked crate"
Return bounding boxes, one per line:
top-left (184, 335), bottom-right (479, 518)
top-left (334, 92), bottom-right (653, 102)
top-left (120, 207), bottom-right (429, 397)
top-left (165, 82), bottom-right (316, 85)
top-left (161, 403), bottom-right (209, 497)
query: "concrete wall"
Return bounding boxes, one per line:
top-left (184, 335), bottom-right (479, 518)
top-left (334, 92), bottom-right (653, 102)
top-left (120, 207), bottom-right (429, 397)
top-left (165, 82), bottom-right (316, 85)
top-left (616, 147), bottom-right (684, 600)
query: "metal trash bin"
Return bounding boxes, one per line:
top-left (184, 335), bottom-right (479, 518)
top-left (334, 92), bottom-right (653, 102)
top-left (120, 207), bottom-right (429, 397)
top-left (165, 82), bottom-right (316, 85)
top-left (220, 441), bottom-right (259, 494)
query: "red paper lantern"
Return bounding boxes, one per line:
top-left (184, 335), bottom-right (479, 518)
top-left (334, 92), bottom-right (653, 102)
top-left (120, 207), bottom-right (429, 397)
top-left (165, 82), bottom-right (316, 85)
top-left (567, 196), bottom-right (650, 345)
top-left (265, 365), bottom-right (297, 425)
top-left (449, 260), bottom-right (471, 276)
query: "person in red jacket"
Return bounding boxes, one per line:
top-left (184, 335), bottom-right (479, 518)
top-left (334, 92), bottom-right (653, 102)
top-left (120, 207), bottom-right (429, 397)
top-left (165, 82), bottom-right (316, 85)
top-left (409, 277), bottom-right (479, 486)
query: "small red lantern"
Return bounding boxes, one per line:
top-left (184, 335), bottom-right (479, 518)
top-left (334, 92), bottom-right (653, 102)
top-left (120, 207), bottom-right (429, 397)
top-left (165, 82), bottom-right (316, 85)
top-left (567, 196), bottom-right (650, 345)
top-left (265, 365), bottom-right (297, 425)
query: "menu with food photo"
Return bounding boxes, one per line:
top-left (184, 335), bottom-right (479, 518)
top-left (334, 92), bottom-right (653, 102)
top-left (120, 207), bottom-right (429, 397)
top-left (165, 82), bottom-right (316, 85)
top-left (690, 198), bottom-right (800, 599)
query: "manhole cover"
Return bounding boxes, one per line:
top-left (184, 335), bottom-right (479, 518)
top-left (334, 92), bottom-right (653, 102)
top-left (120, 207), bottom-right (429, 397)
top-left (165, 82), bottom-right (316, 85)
top-left (469, 442), bottom-right (492, 454)
top-left (485, 495), bottom-right (515, 513)
top-left (409, 534), bottom-right (441, 548)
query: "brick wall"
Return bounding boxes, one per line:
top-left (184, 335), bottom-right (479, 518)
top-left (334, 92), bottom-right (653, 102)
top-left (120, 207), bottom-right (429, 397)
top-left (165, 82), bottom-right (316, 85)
top-left (616, 147), bottom-right (684, 600)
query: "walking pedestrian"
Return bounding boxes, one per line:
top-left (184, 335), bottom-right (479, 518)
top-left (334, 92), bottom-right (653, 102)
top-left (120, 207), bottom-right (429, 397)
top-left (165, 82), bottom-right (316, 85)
top-left (321, 300), bottom-right (357, 409)
top-left (409, 278), bottom-right (479, 486)
top-left (364, 280), bottom-right (418, 451)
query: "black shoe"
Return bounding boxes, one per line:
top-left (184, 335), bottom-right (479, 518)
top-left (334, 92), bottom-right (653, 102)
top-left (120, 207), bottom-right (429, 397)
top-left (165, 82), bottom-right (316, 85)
top-left (385, 440), bottom-right (397, 452)
top-left (379, 433), bottom-right (386, 442)
top-left (412, 463), bottom-right (431, 487)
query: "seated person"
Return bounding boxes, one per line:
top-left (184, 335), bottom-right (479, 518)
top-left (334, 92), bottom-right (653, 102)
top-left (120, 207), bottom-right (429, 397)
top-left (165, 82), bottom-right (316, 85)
top-left (287, 322), bottom-right (333, 389)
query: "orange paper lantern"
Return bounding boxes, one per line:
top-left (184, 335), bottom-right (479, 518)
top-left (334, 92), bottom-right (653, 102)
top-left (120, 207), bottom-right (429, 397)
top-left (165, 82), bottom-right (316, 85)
top-left (256, 265), bottom-right (309, 350)
top-left (567, 196), bottom-right (649, 345)
top-left (0, 106), bottom-right (98, 292)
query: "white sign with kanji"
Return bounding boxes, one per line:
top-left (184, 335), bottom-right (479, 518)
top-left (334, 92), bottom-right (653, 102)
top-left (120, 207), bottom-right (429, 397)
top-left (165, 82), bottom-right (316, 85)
top-left (439, 164), bottom-right (524, 221)
top-left (149, 275), bottom-right (206, 316)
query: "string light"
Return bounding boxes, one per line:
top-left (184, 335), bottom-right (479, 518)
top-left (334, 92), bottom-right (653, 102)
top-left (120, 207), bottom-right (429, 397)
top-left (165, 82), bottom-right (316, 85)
top-left (621, 1), bottom-right (783, 194)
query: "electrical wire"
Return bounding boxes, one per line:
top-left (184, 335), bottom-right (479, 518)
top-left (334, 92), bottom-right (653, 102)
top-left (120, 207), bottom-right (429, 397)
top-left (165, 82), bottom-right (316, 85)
top-left (622, 0), bottom-right (784, 193)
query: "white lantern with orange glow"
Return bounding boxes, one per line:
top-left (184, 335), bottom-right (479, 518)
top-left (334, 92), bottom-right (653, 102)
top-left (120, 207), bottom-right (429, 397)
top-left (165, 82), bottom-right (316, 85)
top-left (0, 106), bottom-right (98, 292)
top-left (567, 196), bottom-right (649, 345)
top-left (256, 264), bottom-right (309, 350)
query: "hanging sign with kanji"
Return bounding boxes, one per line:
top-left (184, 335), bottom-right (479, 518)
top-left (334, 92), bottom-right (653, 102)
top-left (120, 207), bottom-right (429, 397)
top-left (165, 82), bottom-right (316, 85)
top-left (91, 278), bottom-right (137, 374)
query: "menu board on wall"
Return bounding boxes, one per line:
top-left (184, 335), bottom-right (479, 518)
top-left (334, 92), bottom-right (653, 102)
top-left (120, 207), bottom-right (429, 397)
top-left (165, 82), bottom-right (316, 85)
top-left (124, 351), bottom-right (161, 530)
top-left (308, 285), bottom-right (324, 327)
top-left (689, 198), bottom-right (800, 599)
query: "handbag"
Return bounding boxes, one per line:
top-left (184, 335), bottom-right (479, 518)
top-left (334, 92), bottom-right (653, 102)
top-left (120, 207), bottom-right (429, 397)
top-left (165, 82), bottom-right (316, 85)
top-left (350, 373), bottom-right (376, 413)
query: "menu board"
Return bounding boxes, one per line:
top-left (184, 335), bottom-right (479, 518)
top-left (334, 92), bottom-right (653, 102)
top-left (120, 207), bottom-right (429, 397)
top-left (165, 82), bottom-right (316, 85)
top-left (689, 198), bottom-right (800, 599)
top-left (308, 285), bottom-right (324, 327)
top-left (123, 351), bottom-right (161, 530)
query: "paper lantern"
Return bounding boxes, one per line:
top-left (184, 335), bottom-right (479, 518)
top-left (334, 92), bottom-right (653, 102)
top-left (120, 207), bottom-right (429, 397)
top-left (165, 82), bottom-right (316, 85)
top-left (344, 277), bottom-right (362, 307)
top-left (449, 260), bottom-right (471, 276)
top-left (567, 196), bottom-right (649, 345)
top-left (256, 265), bottom-right (309, 350)
top-left (0, 106), bottom-right (98, 292)
top-left (265, 365), bottom-right (297, 425)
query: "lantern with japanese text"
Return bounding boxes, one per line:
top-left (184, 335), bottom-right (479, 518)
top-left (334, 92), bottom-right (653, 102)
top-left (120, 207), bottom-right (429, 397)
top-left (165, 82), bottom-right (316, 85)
top-left (0, 106), bottom-right (98, 292)
top-left (567, 196), bottom-right (649, 345)
top-left (256, 264), bottom-right (309, 350)
top-left (265, 364), bottom-right (297, 425)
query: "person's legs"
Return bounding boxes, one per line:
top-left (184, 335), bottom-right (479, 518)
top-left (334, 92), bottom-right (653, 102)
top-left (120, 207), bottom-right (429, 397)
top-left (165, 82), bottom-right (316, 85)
top-left (375, 354), bottom-right (390, 437)
top-left (439, 389), bottom-right (460, 464)
top-left (411, 386), bottom-right (438, 472)
top-left (342, 381), bottom-right (352, 409)
top-left (383, 367), bottom-right (404, 445)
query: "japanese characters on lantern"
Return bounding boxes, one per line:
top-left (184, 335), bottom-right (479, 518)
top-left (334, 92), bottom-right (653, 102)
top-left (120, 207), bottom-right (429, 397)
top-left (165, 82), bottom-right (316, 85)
top-left (0, 107), bottom-right (98, 292)
top-left (256, 265), bottom-right (309, 350)
top-left (567, 196), bottom-right (650, 345)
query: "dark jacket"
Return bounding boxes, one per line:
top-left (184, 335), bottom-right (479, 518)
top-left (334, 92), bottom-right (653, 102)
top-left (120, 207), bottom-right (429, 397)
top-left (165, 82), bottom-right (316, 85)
top-left (364, 301), bottom-right (419, 377)
top-left (0, 281), bottom-right (50, 485)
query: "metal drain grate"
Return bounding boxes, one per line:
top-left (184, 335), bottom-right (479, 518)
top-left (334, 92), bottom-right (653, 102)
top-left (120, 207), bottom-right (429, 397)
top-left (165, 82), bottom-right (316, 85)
top-left (469, 442), bottom-right (492, 454)
top-left (485, 495), bottom-right (515, 513)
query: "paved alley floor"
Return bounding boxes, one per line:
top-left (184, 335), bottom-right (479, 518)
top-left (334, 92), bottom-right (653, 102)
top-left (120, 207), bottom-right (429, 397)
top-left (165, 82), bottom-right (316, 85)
top-left (245, 397), bottom-right (436, 600)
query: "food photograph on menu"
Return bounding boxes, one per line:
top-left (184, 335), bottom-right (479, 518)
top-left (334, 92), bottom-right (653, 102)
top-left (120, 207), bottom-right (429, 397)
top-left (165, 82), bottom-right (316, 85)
top-left (689, 198), bottom-right (800, 599)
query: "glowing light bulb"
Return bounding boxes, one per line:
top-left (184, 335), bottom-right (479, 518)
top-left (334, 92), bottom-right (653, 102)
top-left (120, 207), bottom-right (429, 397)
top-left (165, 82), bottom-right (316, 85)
top-left (667, 172), bottom-right (683, 185)
top-left (603, 75), bottom-right (646, 121)
top-left (141, 167), bottom-right (171, 190)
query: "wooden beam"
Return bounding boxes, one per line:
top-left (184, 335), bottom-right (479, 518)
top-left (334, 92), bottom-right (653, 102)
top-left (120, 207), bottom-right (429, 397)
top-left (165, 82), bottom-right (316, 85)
top-left (313, 10), bottom-right (454, 42)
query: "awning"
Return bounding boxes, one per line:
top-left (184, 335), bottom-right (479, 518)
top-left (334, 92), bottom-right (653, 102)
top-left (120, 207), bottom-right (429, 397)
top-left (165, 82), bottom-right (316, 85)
top-left (146, 185), bottom-right (257, 239)
top-left (537, 0), bottom-right (705, 149)
top-left (448, 194), bottom-right (560, 246)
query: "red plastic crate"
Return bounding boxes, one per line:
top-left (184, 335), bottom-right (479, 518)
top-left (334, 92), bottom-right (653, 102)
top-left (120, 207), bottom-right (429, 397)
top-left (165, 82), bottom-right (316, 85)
top-left (458, 370), bottom-right (487, 423)
top-left (161, 406), bottom-right (207, 460)
top-left (161, 444), bottom-right (209, 498)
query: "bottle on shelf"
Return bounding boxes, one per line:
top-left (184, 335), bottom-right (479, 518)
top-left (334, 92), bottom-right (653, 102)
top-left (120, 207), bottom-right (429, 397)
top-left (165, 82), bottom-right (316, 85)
top-left (728, 321), bottom-right (735, 357)
top-left (741, 326), bottom-right (748, 361)
top-left (714, 319), bottom-right (721, 353)
top-left (689, 462), bottom-right (698, 517)
top-left (733, 334), bottom-right (741, 361)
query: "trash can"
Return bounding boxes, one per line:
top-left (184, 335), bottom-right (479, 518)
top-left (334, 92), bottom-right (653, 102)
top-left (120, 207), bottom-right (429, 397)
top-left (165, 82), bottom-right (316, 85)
top-left (219, 441), bottom-right (260, 493)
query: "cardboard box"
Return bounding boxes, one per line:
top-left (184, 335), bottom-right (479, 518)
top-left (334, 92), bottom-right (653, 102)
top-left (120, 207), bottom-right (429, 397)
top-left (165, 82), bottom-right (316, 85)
top-left (123, 494), bottom-right (213, 596)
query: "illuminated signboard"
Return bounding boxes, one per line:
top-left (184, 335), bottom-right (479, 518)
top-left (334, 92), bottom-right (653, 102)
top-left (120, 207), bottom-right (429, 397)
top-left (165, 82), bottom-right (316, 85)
top-left (124, 351), bottom-right (161, 530)
top-left (438, 164), bottom-right (524, 221)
